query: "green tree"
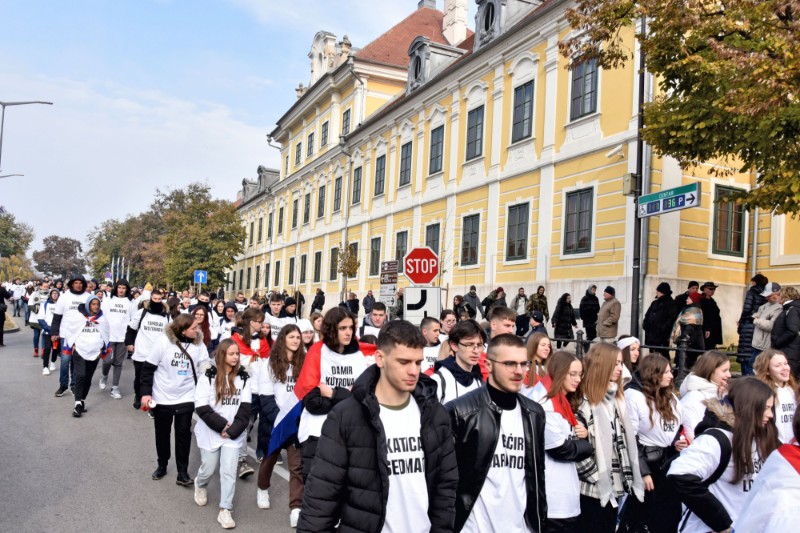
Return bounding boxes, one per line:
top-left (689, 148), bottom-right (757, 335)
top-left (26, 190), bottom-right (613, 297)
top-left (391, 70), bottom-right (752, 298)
top-left (0, 254), bottom-right (35, 282)
top-left (0, 211), bottom-right (34, 258)
top-left (560, 0), bottom-right (800, 213)
top-left (32, 236), bottom-right (86, 277)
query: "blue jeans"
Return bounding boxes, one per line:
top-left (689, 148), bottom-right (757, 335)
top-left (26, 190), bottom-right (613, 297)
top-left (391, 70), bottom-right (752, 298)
top-left (14, 299), bottom-right (24, 316)
top-left (60, 349), bottom-right (75, 389)
top-left (196, 446), bottom-right (239, 510)
top-left (742, 349), bottom-right (761, 376)
top-left (32, 328), bottom-right (45, 350)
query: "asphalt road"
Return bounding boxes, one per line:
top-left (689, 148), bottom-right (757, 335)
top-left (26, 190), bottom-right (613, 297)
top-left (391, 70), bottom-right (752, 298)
top-left (0, 317), bottom-right (293, 533)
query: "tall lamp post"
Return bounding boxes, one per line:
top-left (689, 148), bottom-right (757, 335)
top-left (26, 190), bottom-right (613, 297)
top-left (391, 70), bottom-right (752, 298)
top-left (0, 100), bottom-right (53, 171)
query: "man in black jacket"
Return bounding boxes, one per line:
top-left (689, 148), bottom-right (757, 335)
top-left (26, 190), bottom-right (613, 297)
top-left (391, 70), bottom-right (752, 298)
top-left (298, 320), bottom-right (458, 533)
top-left (446, 333), bottom-right (547, 533)
top-left (579, 285), bottom-right (600, 350)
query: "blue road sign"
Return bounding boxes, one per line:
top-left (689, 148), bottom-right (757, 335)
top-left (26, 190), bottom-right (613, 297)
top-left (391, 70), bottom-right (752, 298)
top-left (194, 270), bottom-right (208, 284)
top-left (637, 182), bottom-right (701, 219)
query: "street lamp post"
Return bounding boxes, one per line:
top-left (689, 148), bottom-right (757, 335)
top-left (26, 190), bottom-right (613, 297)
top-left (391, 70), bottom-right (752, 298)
top-left (0, 100), bottom-right (53, 172)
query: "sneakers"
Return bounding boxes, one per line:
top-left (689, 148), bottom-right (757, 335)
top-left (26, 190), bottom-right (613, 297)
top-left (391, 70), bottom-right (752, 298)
top-left (217, 509), bottom-right (235, 529)
top-left (42, 367), bottom-right (50, 376)
top-left (110, 387), bottom-right (122, 399)
top-left (276, 452), bottom-right (284, 465)
top-left (147, 411), bottom-right (155, 420)
top-left (238, 459), bottom-right (254, 479)
top-left (194, 482), bottom-right (207, 505)
top-left (55, 386), bottom-right (69, 397)
top-left (133, 396), bottom-right (142, 410)
top-left (48, 362), bottom-right (56, 371)
top-left (290, 508), bottom-right (300, 528)
top-left (176, 471), bottom-right (194, 486)
top-left (152, 465), bottom-right (167, 480)
top-left (34, 348), bottom-right (39, 357)
top-left (256, 449), bottom-right (264, 462)
top-left (256, 488), bottom-right (270, 509)
top-left (99, 376), bottom-right (108, 390)
top-left (72, 402), bottom-right (84, 418)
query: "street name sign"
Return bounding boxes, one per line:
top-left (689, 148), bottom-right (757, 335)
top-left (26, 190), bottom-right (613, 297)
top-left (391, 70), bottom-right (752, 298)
top-left (379, 261), bottom-right (399, 307)
top-left (637, 182), bottom-right (701, 218)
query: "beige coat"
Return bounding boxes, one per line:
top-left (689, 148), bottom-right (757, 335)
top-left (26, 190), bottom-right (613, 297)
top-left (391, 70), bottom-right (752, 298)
top-left (596, 297), bottom-right (621, 339)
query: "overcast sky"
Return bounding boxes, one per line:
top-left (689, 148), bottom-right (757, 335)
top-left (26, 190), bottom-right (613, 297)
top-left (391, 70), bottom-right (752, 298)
top-left (1, 0), bottom-right (477, 255)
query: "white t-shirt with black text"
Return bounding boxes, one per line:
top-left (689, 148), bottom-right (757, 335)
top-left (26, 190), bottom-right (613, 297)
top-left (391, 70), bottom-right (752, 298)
top-left (462, 404), bottom-right (531, 533)
top-left (776, 385), bottom-right (797, 443)
top-left (380, 398), bottom-right (431, 533)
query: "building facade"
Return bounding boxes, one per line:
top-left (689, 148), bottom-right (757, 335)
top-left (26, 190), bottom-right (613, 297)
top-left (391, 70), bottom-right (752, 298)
top-left (231, 0), bottom-right (799, 347)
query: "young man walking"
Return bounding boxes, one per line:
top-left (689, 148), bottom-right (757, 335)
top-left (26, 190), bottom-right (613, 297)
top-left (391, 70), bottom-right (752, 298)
top-left (446, 334), bottom-right (547, 533)
top-left (100, 279), bottom-right (135, 399)
top-left (430, 320), bottom-right (485, 404)
top-left (50, 274), bottom-right (89, 397)
top-left (298, 320), bottom-right (457, 532)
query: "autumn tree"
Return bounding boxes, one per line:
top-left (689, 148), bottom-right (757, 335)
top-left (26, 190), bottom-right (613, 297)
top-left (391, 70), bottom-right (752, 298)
top-left (33, 236), bottom-right (87, 277)
top-left (560, 0), bottom-right (800, 213)
top-left (337, 241), bottom-right (361, 299)
top-left (0, 254), bottom-right (35, 282)
top-left (0, 210), bottom-right (34, 258)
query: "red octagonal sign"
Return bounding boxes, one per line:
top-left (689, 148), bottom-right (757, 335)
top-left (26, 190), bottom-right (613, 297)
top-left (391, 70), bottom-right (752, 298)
top-left (404, 247), bottom-right (439, 285)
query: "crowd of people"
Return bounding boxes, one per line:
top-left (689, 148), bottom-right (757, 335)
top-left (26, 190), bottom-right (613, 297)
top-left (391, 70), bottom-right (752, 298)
top-left (2, 273), bottom-right (800, 532)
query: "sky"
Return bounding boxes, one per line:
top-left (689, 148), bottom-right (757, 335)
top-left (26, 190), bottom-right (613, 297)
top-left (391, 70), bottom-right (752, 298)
top-left (1, 0), bottom-right (478, 255)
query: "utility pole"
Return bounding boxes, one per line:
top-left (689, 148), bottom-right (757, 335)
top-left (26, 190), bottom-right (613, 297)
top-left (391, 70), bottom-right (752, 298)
top-left (630, 16), bottom-right (647, 338)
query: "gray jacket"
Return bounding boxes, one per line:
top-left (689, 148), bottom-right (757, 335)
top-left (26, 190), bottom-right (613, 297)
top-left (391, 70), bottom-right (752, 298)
top-left (751, 300), bottom-right (783, 350)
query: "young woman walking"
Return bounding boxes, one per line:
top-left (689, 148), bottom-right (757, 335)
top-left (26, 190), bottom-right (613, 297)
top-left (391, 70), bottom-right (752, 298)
top-left (257, 324), bottom-right (306, 527)
top-left (194, 339), bottom-right (253, 529)
top-left (36, 288), bottom-right (61, 375)
top-left (524, 350), bottom-right (591, 532)
top-left (622, 354), bottom-right (686, 533)
top-left (680, 351), bottom-right (731, 441)
top-left (552, 293), bottom-right (578, 348)
top-left (575, 343), bottom-right (644, 532)
top-left (524, 332), bottom-right (552, 388)
top-left (667, 377), bottom-right (779, 533)
top-left (754, 348), bottom-right (799, 443)
top-left (140, 313), bottom-right (209, 485)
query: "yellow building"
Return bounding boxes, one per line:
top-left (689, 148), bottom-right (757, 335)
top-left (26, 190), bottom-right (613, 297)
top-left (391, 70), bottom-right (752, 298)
top-left (231, 0), bottom-right (799, 346)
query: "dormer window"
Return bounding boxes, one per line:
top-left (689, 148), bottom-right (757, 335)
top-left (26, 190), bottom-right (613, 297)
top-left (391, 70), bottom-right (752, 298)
top-left (483, 3), bottom-right (495, 32)
top-left (475, 0), bottom-right (501, 50)
top-left (413, 56), bottom-right (423, 81)
top-left (407, 36), bottom-right (465, 94)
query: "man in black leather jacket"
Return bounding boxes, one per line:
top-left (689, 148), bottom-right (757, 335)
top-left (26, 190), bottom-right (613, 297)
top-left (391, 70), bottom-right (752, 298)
top-left (446, 333), bottom-right (547, 532)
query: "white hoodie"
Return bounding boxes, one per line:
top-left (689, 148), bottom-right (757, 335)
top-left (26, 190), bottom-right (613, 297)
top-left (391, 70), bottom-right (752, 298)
top-left (680, 373), bottom-right (720, 441)
top-left (60, 303), bottom-right (110, 361)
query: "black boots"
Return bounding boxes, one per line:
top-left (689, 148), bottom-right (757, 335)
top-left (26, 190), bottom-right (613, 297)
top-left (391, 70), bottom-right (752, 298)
top-left (176, 471), bottom-right (194, 486)
top-left (152, 465), bottom-right (167, 480)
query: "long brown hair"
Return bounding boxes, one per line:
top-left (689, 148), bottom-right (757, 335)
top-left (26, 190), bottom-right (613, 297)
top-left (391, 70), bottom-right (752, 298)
top-left (167, 313), bottom-right (195, 341)
top-left (546, 351), bottom-right (583, 412)
top-left (524, 332), bottom-right (551, 386)
top-left (269, 324), bottom-right (306, 383)
top-left (191, 306), bottom-right (211, 347)
top-left (321, 307), bottom-right (355, 352)
top-left (582, 343), bottom-right (624, 404)
top-left (754, 349), bottom-right (800, 397)
top-left (238, 308), bottom-right (265, 346)
top-left (213, 339), bottom-right (239, 404)
top-left (637, 354), bottom-right (679, 428)
top-left (727, 377), bottom-right (779, 483)
top-left (692, 350), bottom-right (730, 382)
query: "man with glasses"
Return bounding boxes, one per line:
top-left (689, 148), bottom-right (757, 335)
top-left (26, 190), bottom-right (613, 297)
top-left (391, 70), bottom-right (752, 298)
top-left (430, 320), bottom-right (486, 404)
top-left (700, 281), bottom-right (723, 350)
top-left (446, 333), bottom-right (547, 533)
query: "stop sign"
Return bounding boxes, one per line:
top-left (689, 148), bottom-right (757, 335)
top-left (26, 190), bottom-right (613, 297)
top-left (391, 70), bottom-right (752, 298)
top-left (404, 247), bottom-right (439, 285)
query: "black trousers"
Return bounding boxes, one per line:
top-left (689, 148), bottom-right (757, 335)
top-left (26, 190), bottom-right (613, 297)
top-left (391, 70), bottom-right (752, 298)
top-left (578, 495), bottom-right (617, 533)
top-left (300, 436), bottom-right (319, 484)
top-left (41, 338), bottom-right (56, 367)
top-left (73, 351), bottom-right (100, 402)
top-left (620, 460), bottom-right (681, 533)
top-left (133, 360), bottom-right (143, 399)
top-left (547, 517), bottom-right (579, 532)
top-left (0, 311), bottom-right (5, 344)
top-left (153, 402), bottom-right (194, 473)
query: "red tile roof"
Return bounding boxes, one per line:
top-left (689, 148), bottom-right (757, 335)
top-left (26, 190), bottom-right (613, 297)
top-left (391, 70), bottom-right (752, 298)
top-left (356, 6), bottom-right (471, 67)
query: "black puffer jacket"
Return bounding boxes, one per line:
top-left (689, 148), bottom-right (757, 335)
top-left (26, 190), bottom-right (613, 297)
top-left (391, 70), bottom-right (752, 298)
top-left (642, 294), bottom-right (678, 347)
top-left (446, 385), bottom-right (547, 532)
top-left (297, 365), bottom-right (458, 533)
top-left (772, 300), bottom-right (800, 376)
top-left (579, 287), bottom-right (600, 327)
top-left (736, 284), bottom-right (767, 355)
top-left (552, 296), bottom-right (578, 338)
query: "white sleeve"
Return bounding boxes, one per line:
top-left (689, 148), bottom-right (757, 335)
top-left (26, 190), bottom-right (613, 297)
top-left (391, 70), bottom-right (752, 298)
top-left (681, 392), bottom-right (705, 442)
top-left (129, 309), bottom-right (144, 331)
top-left (430, 373), bottom-right (443, 402)
top-left (249, 360), bottom-right (260, 395)
top-left (241, 375), bottom-right (253, 404)
top-left (53, 298), bottom-right (66, 316)
top-left (624, 389), bottom-right (644, 436)
top-left (100, 318), bottom-right (111, 346)
top-left (194, 372), bottom-right (211, 407)
top-left (666, 432), bottom-right (721, 482)
top-left (543, 410), bottom-right (568, 450)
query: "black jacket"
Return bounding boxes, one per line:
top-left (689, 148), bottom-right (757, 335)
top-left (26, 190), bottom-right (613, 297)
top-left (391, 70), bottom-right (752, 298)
top-left (310, 292), bottom-right (325, 312)
top-left (579, 290), bottom-right (600, 327)
top-left (737, 285), bottom-right (767, 354)
top-left (772, 300), bottom-right (800, 366)
top-left (552, 298), bottom-right (578, 337)
top-left (642, 294), bottom-right (678, 347)
top-left (700, 296), bottom-right (723, 345)
top-left (298, 365), bottom-right (458, 533)
top-left (446, 385), bottom-right (547, 532)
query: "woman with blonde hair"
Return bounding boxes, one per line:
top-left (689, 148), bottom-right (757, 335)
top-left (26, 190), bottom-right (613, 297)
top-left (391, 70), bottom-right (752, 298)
top-left (524, 332), bottom-right (552, 388)
top-left (575, 343), bottom-right (644, 532)
top-left (754, 348), bottom-right (799, 443)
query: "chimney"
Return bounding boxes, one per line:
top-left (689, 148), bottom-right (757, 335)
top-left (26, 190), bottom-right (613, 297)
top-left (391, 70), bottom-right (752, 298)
top-left (418, 0), bottom-right (436, 9)
top-left (443, 0), bottom-right (467, 46)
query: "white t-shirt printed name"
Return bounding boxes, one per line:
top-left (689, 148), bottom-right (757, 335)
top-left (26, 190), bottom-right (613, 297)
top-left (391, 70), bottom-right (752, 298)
top-left (624, 388), bottom-right (682, 447)
top-left (146, 336), bottom-right (208, 405)
top-left (421, 345), bottom-right (440, 374)
top-left (462, 404), bottom-right (531, 533)
top-left (102, 297), bottom-right (134, 342)
top-left (776, 385), bottom-right (797, 443)
top-left (194, 372), bottom-right (252, 450)
top-left (380, 399), bottom-right (431, 533)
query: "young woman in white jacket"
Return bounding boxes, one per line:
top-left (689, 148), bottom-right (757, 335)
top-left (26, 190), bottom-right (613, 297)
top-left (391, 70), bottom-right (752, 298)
top-left (60, 294), bottom-right (110, 418)
top-left (524, 350), bottom-right (591, 532)
top-left (622, 354), bottom-right (687, 533)
top-left (193, 339), bottom-right (252, 530)
top-left (680, 351), bottom-right (731, 441)
top-left (140, 313), bottom-right (209, 486)
top-left (754, 349), bottom-right (798, 443)
top-left (667, 377), bottom-right (779, 533)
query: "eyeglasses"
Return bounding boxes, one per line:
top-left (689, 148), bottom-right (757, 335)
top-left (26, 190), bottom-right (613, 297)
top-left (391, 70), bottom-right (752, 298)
top-left (458, 342), bottom-right (484, 351)
top-left (487, 358), bottom-right (532, 371)
top-left (568, 371), bottom-right (584, 379)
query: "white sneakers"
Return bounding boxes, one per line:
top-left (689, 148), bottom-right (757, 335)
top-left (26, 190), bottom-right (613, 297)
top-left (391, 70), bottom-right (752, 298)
top-left (217, 509), bottom-right (235, 529)
top-left (194, 482), bottom-right (207, 506)
top-left (290, 508), bottom-right (300, 528)
top-left (110, 387), bottom-right (122, 399)
top-left (99, 376), bottom-right (107, 390)
top-left (48, 362), bottom-right (56, 371)
top-left (42, 367), bottom-right (50, 375)
top-left (256, 488), bottom-right (271, 509)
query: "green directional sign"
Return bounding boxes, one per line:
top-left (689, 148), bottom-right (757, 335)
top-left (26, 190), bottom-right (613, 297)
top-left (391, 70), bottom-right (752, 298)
top-left (637, 182), bottom-right (701, 218)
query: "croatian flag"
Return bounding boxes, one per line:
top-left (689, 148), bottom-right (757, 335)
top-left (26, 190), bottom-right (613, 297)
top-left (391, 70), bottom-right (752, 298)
top-left (267, 340), bottom-right (377, 456)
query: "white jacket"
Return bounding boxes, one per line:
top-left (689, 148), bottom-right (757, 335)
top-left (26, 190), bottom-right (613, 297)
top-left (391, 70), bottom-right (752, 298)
top-left (680, 373), bottom-right (720, 441)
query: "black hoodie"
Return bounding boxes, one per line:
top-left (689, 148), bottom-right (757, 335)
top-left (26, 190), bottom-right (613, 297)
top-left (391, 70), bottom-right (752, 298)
top-left (50, 274), bottom-right (88, 337)
top-left (434, 355), bottom-right (483, 387)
